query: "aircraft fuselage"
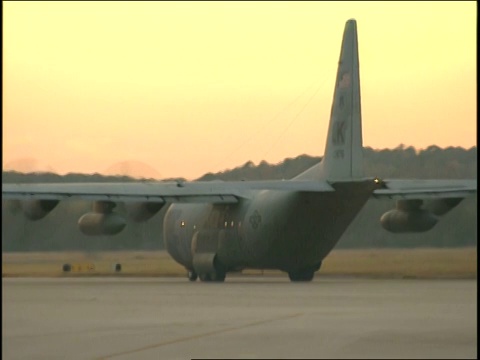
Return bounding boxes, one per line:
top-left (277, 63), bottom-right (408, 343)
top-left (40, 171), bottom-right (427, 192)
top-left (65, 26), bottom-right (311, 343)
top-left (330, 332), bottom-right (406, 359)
top-left (163, 179), bottom-right (376, 277)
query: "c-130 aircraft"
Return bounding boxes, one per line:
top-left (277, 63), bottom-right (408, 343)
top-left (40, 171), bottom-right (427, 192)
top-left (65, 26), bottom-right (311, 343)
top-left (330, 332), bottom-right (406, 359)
top-left (3, 19), bottom-right (476, 282)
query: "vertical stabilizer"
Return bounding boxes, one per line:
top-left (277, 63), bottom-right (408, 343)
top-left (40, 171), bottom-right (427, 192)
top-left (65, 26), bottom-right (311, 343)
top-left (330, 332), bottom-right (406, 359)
top-left (319, 19), bottom-right (363, 180)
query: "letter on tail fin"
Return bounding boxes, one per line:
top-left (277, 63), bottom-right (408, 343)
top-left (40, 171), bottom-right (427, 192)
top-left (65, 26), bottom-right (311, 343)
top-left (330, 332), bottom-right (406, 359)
top-left (319, 19), bottom-right (364, 181)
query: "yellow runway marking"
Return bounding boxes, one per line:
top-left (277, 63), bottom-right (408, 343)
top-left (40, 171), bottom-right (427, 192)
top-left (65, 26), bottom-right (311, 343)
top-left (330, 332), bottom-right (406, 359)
top-left (98, 312), bottom-right (303, 359)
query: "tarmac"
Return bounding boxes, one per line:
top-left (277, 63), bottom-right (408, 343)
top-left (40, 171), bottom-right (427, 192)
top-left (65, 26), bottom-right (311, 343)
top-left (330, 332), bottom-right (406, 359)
top-left (2, 276), bottom-right (477, 359)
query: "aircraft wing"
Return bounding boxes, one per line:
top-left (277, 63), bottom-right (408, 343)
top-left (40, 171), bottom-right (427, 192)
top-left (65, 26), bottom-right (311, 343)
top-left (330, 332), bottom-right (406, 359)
top-left (1, 180), bottom-right (335, 204)
top-left (373, 179), bottom-right (477, 200)
top-left (3, 179), bottom-right (476, 203)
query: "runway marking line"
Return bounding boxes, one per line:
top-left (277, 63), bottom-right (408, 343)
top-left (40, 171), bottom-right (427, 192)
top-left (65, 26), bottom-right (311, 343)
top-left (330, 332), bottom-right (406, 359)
top-left (97, 312), bottom-right (303, 359)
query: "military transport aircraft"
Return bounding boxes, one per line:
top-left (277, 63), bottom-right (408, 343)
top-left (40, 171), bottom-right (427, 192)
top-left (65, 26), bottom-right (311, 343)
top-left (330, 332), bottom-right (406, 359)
top-left (2, 19), bottom-right (476, 282)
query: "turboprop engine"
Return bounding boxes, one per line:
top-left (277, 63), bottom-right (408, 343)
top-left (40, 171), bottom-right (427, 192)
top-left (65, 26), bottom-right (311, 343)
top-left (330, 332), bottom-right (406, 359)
top-left (78, 201), bottom-right (126, 236)
top-left (20, 199), bottom-right (59, 220)
top-left (380, 199), bottom-right (437, 233)
top-left (125, 202), bottom-right (164, 222)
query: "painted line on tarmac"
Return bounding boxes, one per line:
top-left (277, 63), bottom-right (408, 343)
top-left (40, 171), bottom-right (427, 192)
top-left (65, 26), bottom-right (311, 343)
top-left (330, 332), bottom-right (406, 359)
top-left (97, 312), bottom-right (303, 359)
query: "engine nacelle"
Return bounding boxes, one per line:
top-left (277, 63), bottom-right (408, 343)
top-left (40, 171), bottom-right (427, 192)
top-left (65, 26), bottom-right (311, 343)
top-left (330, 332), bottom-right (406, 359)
top-left (423, 198), bottom-right (463, 216)
top-left (125, 202), bottom-right (164, 222)
top-left (380, 209), bottom-right (438, 233)
top-left (78, 213), bottom-right (126, 236)
top-left (21, 200), bottom-right (59, 220)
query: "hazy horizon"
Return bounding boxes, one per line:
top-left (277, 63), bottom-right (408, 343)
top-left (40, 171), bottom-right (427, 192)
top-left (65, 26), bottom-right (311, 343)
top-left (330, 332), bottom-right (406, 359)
top-left (3, 143), bottom-right (477, 180)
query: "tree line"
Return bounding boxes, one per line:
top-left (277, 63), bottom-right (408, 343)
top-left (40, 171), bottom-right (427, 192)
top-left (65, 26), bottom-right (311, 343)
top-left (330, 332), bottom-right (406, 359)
top-left (2, 145), bottom-right (476, 251)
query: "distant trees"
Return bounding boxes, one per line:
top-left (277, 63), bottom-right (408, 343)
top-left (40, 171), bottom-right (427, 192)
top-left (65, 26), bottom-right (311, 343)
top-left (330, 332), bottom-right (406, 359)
top-left (2, 146), bottom-right (477, 251)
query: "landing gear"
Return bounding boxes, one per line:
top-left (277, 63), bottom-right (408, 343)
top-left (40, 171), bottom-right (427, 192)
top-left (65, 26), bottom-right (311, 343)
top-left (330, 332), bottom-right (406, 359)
top-left (195, 255), bottom-right (227, 282)
top-left (198, 270), bottom-right (226, 282)
top-left (199, 273), bottom-right (210, 282)
top-left (187, 270), bottom-right (198, 281)
top-left (288, 262), bottom-right (321, 282)
top-left (288, 270), bottom-right (315, 282)
top-left (189, 269), bottom-right (225, 282)
top-left (211, 270), bottom-right (226, 282)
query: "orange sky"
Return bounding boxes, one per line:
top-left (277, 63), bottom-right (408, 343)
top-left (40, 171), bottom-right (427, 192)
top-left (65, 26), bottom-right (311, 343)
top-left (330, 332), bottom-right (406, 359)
top-left (3, 2), bottom-right (476, 180)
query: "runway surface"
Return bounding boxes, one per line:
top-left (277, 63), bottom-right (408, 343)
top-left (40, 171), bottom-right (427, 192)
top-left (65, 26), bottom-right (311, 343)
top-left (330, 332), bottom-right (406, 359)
top-left (2, 276), bottom-right (477, 359)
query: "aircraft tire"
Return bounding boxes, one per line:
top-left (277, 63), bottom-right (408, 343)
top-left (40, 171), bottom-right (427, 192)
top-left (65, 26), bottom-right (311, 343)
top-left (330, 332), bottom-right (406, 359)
top-left (198, 271), bottom-right (226, 282)
top-left (211, 271), bottom-right (226, 282)
top-left (199, 273), bottom-right (211, 282)
top-left (288, 270), bottom-right (315, 282)
top-left (188, 270), bottom-right (198, 281)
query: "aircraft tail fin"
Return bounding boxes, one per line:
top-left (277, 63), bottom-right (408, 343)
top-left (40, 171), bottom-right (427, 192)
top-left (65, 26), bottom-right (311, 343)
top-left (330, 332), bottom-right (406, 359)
top-left (319, 19), bottom-right (364, 181)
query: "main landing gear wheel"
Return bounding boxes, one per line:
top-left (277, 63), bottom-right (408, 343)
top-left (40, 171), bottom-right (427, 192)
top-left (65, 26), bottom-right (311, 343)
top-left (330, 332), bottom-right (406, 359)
top-left (199, 273), bottom-right (210, 282)
top-left (288, 262), bottom-right (321, 282)
top-left (211, 271), bottom-right (226, 282)
top-left (188, 270), bottom-right (198, 281)
top-left (288, 270), bottom-right (315, 282)
top-left (199, 270), bottom-right (226, 282)
top-left (194, 256), bottom-right (227, 282)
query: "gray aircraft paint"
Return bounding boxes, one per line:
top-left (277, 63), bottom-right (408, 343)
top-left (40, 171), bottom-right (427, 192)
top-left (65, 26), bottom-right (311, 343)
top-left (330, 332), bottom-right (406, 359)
top-left (296, 19), bottom-right (363, 182)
